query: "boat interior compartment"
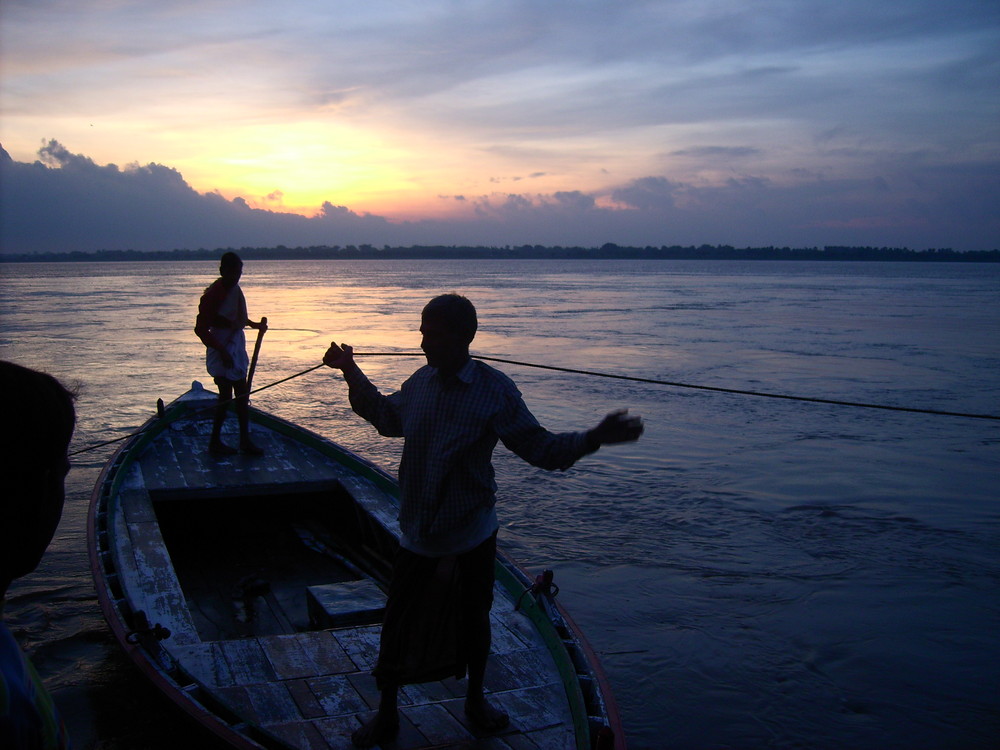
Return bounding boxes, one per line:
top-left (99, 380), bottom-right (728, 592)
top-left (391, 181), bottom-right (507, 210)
top-left (152, 484), bottom-right (396, 642)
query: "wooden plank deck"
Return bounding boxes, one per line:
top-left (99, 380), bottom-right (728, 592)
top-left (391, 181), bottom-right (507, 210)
top-left (173, 613), bottom-right (576, 750)
top-left (110, 411), bottom-right (578, 749)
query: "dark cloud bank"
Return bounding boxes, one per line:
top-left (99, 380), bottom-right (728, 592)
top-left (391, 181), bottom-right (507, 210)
top-left (2, 141), bottom-right (997, 254)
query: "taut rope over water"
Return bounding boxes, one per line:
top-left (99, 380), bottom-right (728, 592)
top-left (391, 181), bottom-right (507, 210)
top-left (68, 352), bottom-right (999, 458)
top-left (356, 352), bottom-right (1000, 421)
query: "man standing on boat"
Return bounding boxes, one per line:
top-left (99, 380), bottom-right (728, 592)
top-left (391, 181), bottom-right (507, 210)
top-left (195, 251), bottom-right (267, 456)
top-left (323, 293), bottom-right (643, 748)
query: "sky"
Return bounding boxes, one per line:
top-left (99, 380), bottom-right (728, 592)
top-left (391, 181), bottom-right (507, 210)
top-left (1, 0), bottom-right (999, 253)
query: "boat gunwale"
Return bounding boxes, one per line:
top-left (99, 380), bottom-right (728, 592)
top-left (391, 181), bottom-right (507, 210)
top-left (87, 402), bottom-right (272, 749)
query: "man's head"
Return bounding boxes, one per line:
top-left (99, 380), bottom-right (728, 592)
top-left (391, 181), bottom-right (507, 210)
top-left (420, 294), bottom-right (477, 374)
top-left (0, 361), bottom-right (76, 597)
top-left (220, 251), bottom-right (243, 288)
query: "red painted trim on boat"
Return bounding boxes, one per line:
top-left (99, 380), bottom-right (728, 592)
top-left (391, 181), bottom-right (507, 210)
top-left (553, 597), bottom-right (628, 750)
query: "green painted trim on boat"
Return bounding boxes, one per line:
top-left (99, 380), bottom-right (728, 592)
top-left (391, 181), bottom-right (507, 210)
top-left (248, 407), bottom-right (401, 499)
top-left (494, 564), bottom-right (592, 750)
top-left (105, 404), bottom-right (182, 500)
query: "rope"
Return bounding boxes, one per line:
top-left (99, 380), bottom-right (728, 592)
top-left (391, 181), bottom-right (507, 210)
top-left (67, 351), bottom-right (999, 458)
top-left (68, 363), bottom-right (326, 457)
top-left (356, 352), bottom-right (1000, 421)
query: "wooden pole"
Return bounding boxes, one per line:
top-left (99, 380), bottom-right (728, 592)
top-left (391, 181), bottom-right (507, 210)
top-left (246, 316), bottom-right (267, 393)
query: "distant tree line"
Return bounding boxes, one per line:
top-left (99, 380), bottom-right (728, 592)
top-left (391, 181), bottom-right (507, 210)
top-left (2, 244), bottom-right (998, 263)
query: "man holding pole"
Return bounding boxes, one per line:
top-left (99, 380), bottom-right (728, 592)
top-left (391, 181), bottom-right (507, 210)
top-left (195, 251), bottom-right (267, 456)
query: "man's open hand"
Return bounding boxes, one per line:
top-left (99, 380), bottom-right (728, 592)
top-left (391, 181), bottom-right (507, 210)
top-left (588, 409), bottom-right (644, 448)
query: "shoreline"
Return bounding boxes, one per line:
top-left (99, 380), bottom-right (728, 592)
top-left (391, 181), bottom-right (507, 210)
top-left (2, 244), bottom-right (998, 263)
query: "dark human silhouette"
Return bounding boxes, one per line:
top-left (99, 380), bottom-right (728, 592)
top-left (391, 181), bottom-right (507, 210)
top-left (0, 361), bottom-right (75, 749)
top-left (194, 252), bottom-right (267, 456)
top-left (322, 294), bottom-right (643, 747)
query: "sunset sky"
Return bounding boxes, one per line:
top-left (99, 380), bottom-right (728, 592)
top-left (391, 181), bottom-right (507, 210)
top-left (1, 0), bottom-right (998, 252)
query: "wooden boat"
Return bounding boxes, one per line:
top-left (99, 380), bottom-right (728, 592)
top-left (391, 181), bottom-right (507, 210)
top-left (88, 381), bottom-right (625, 750)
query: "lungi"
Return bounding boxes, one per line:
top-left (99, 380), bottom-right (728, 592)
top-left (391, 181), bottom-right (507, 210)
top-left (372, 532), bottom-right (496, 690)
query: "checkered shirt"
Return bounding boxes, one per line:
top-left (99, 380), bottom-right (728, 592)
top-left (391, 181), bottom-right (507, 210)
top-left (343, 358), bottom-right (591, 544)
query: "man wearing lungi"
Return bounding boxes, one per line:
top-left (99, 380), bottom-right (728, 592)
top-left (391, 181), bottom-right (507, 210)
top-left (322, 293), bottom-right (643, 747)
top-left (195, 252), bottom-right (267, 456)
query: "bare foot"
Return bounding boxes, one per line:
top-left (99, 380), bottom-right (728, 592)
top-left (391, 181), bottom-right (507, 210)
top-left (351, 710), bottom-right (399, 748)
top-left (209, 440), bottom-right (237, 456)
top-left (239, 439), bottom-right (264, 456)
top-left (465, 695), bottom-right (509, 732)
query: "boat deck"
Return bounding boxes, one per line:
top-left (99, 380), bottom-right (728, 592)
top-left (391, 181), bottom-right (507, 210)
top-left (104, 406), bottom-right (581, 749)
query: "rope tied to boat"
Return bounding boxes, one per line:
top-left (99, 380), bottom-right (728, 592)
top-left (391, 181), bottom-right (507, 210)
top-left (516, 569), bottom-right (560, 611)
top-left (125, 610), bottom-right (171, 644)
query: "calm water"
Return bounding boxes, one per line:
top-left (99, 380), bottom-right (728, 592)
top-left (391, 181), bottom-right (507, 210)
top-left (1, 259), bottom-right (998, 749)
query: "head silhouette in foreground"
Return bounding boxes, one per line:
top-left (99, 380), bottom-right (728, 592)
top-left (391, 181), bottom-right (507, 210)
top-left (0, 361), bottom-right (76, 597)
top-left (0, 360), bottom-right (76, 749)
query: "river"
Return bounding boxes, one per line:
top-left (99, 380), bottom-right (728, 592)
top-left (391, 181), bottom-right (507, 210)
top-left (1, 258), bottom-right (998, 749)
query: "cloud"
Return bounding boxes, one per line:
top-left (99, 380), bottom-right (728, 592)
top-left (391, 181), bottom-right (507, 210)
top-left (611, 177), bottom-right (680, 212)
top-left (670, 146), bottom-right (762, 160)
top-left (553, 191), bottom-right (596, 211)
top-left (0, 141), bottom-right (383, 252)
top-left (1, 141), bottom-right (998, 253)
top-left (281, 0), bottom-right (1000, 149)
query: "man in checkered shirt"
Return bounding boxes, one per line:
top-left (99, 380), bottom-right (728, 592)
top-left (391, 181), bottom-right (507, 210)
top-left (323, 293), bottom-right (643, 748)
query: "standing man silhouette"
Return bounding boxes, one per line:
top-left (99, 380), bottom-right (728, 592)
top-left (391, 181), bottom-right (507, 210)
top-left (195, 252), bottom-right (267, 456)
top-left (323, 293), bottom-right (643, 747)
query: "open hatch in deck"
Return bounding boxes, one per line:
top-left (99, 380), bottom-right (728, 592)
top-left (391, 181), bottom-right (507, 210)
top-left (152, 486), bottom-right (391, 642)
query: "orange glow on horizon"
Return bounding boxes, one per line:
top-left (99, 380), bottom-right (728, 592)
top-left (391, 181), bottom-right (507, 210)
top-left (205, 184), bottom-right (479, 223)
top-left (3, 112), bottom-right (659, 224)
